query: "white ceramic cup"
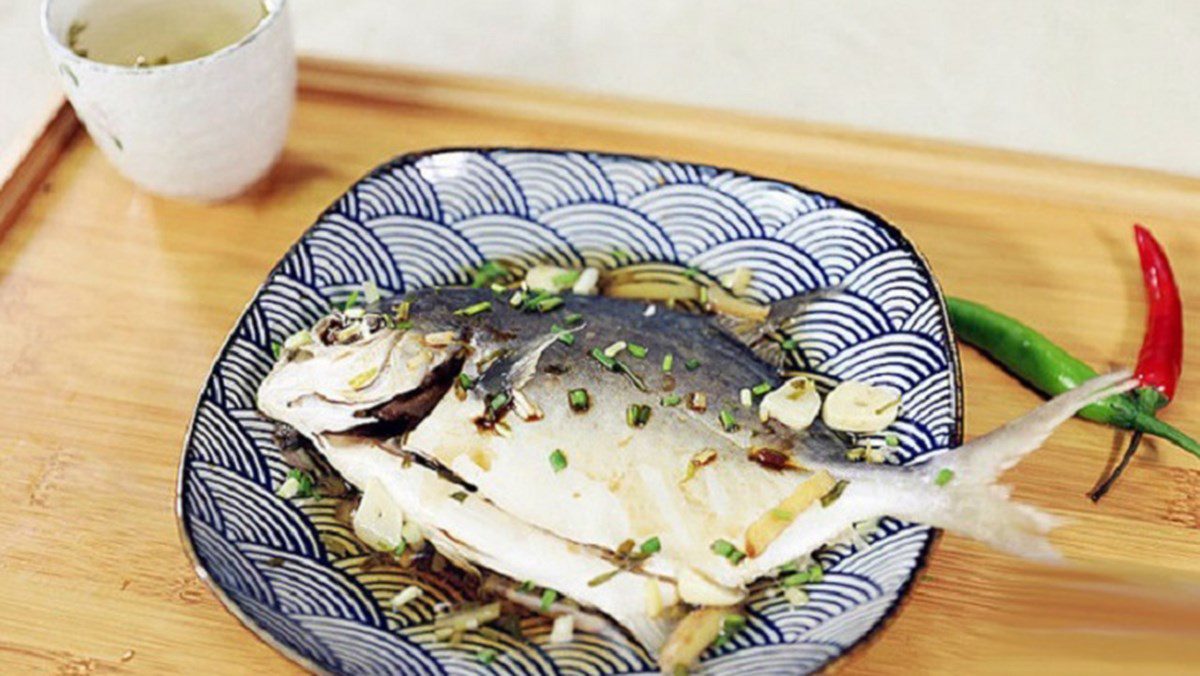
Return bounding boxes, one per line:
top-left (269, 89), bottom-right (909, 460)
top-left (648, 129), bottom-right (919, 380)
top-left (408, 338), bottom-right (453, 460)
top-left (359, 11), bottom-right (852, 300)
top-left (41, 0), bottom-right (296, 201)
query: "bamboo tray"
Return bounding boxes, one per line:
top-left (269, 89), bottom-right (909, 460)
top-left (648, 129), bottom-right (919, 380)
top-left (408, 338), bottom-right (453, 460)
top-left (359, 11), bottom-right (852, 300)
top-left (2, 58), bottom-right (1199, 674)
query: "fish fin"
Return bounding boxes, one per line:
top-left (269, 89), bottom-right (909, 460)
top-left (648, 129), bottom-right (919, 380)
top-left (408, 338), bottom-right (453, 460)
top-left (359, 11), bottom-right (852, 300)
top-left (903, 369), bottom-right (1135, 561)
top-left (477, 330), bottom-right (569, 393)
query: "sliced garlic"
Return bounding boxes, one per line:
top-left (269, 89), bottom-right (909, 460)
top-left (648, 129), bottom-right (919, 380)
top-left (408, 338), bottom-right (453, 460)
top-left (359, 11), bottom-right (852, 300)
top-left (644, 578), bottom-right (664, 618)
top-left (759, 377), bottom-right (821, 431)
top-left (676, 568), bottom-right (744, 606)
top-left (353, 478), bottom-right (406, 551)
top-left (822, 380), bottom-right (902, 433)
top-left (275, 476), bottom-right (301, 499)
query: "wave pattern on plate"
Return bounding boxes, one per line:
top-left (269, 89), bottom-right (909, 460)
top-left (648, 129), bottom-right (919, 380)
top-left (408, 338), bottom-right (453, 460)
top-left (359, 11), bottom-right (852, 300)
top-left (179, 148), bottom-right (961, 674)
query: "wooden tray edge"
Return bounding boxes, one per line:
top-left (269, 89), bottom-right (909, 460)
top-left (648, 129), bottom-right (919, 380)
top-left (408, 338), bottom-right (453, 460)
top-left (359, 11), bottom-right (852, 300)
top-left (0, 102), bottom-right (79, 240)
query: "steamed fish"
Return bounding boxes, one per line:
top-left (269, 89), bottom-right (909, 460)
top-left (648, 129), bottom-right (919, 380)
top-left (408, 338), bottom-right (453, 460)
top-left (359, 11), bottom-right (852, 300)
top-left (258, 284), bottom-right (1134, 665)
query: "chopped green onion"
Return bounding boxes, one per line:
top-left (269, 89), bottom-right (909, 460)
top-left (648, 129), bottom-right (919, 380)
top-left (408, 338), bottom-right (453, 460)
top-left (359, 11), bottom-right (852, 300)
top-left (777, 562), bottom-right (799, 575)
top-left (616, 362), bottom-right (648, 392)
top-left (722, 614), bottom-right (747, 633)
top-left (781, 338), bottom-right (798, 351)
top-left (935, 468), bottom-right (955, 486)
top-left (490, 282), bottom-right (507, 294)
top-left (393, 540), bottom-right (407, 556)
top-left (565, 312), bottom-right (583, 325)
top-left (626, 404), bottom-right (651, 428)
top-left (489, 392), bottom-right (511, 412)
top-left (661, 393), bottom-right (682, 407)
top-left (885, 434), bottom-right (900, 447)
top-left (394, 320), bottom-right (413, 331)
top-left (271, 341), bottom-right (282, 359)
top-left (550, 324), bottom-right (575, 346)
top-left (470, 261), bottom-right (509, 288)
top-left (683, 266), bottom-right (700, 280)
top-left (590, 348), bottom-right (617, 370)
top-left (341, 290), bottom-right (360, 310)
top-left (627, 343), bottom-right (648, 359)
top-left (587, 569), bottom-right (621, 587)
top-left (450, 491), bottom-right (469, 502)
top-left (454, 300), bottom-right (492, 316)
top-left (458, 373), bottom-right (476, 391)
top-left (719, 410), bottom-right (739, 432)
top-left (394, 299), bottom-right (411, 322)
top-left (751, 381), bottom-right (773, 396)
top-left (821, 479), bottom-right (850, 507)
top-left (711, 539), bottom-right (735, 557)
top-left (699, 286), bottom-right (709, 306)
top-left (549, 449), bottom-right (568, 472)
top-left (540, 588), bottom-right (558, 611)
top-left (640, 536), bottom-right (661, 554)
top-left (611, 248), bottom-right (631, 264)
top-left (806, 564), bottom-right (824, 583)
top-left (662, 353), bottom-right (674, 372)
top-left (552, 269), bottom-right (582, 288)
top-left (519, 580), bottom-right (535, 593)
top-left (476, 648), bottom-right (498, 664)
top-left (286, 469), bottom-right (314, 498)
top-left (771, 508), bottom-right (793, 521)
top-left (781, 572), bottom-right (809, 587)
top-left (537, 296), bottom-right (564, 313)
top-left (728, 550), bottom-right (746, 565)
top-left (568, 388), bottom-right (590, 412)
top-left (685, 358), bottom-right (701, 371)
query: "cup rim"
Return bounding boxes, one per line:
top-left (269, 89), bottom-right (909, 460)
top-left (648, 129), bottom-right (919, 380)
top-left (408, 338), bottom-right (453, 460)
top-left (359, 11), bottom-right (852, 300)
top-left (41, 0), bottom-right (288, 73)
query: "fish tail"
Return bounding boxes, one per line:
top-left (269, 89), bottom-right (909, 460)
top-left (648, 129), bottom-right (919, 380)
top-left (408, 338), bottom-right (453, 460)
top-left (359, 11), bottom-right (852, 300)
top-left (904, 369), bottom-right (1137, 561)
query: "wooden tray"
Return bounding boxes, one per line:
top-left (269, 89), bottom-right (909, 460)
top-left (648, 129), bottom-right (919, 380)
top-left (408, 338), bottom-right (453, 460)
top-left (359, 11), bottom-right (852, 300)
top-left (2, 58), bottom-right (1198, 673)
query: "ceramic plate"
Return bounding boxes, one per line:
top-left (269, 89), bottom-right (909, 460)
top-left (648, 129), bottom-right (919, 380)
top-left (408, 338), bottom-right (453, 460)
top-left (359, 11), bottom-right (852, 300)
top-left (177, 148), bottom-right (962, 674)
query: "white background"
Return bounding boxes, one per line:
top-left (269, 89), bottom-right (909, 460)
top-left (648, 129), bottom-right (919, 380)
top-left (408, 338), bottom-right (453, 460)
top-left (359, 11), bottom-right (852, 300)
top-left (4, 0), bottom-right (1199, 180)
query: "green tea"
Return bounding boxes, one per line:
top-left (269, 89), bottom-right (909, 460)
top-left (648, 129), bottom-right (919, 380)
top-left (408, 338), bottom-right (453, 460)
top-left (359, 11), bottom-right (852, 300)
top-left (68, 0), bottom-right (267, 67)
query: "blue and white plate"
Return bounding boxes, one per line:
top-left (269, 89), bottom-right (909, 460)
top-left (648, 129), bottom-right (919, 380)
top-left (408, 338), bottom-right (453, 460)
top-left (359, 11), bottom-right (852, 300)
top-left (177, 148), bottom-right (962, 674)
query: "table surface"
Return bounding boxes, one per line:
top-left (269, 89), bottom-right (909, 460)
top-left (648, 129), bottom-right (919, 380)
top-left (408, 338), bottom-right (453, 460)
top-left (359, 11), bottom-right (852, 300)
top-left (2, 59), bottom-right (1199, 674)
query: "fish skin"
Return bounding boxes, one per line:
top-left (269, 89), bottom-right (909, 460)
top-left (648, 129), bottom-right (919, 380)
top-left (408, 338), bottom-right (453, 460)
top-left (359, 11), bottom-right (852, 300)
top-left (257, 284), bottom-right (1138, 657)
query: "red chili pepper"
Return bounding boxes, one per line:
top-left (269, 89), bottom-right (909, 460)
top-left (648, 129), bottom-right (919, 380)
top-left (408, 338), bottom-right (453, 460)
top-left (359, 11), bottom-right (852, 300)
top-left (1091, 224), bottom-right (1185, 501)
top-left (1132, 224), bottom-right (1183, 404)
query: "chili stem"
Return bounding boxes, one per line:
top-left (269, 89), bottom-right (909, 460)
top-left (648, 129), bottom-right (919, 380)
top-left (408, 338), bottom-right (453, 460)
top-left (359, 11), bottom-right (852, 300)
top-left (1134, 412), bottom-right (1200, 459)
top-left (1089, 430), bottom-right (1142, 502)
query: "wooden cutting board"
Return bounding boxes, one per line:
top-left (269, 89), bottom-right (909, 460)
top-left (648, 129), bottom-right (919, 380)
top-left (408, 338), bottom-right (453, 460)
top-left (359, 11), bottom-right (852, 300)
top-left (1, 58), bottom-right (1198, 674)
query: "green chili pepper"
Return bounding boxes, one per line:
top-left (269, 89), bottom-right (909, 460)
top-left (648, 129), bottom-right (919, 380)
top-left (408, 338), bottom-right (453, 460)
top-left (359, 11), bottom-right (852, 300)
top-left (946, 297), bottom-right (1200, 459)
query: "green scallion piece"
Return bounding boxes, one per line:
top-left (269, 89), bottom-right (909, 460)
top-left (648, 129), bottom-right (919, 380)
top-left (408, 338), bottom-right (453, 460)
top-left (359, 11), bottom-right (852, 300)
top-left (617, 362), bottom-right (648, 392)
top-left (719, 410), bottom-right (738, 432)
top-left (450, 491), bottom-right (469, 502)
top-left (286, 469), bottom-right (314, 498)
top-left (393, 540), bottom-right (407, 556)
top-left (341, 290), bottom-right (360, 310)
top-left (626, 404), bottom-right (651, 428)
top-left (552, 269), bottom-right (581, 288)
top-left (271, 342), bottom-right (282, 359)
top-left (458, 373), bottom-right (475, 391)
top-left (778, 562), bottom-right (799, 575)
top-left (781, 572), bottom-right (809, 587)
top-left (627, 343), bottom-right (648, 359)
top-left (781, 338), bottom-right (798, 351)
top-left (711, 539), bottom-right (735, 557)
top-left (885, 434), bottom-right (899, 447)
top-left (453, 300), bottom-right (492, 316)
top-left (685, 358), bottom-right (701, 371)
top-left (722, 614), bottom-right (747, 633)
top-left (539, 588), bottom-right (558, 611)
top-left (661, 393), bottom-right (682, 407)
top-left (640, 536), bottom-right (661, 554)
top-left (806, 564), bottom-right (824, 583)
top-left (551, 324), bottom-right (575, 346)
top-left (537, 296), bottom-right (564, 313)
top-left (476, 648), bottom-right (498, 664)
top-left (568, 388), bottom-right (590, 412)
top-left (549, 449), bottom-right (568, 472)
top-left (662, 353), bottom-right (674, 372)
top-left (751, 381), bottom-right (772, 397)
top-left (565, 312), bottom-right (583, 325)
top-left (684, 266), bottom-right (700, 280)
top-left (394, 320), bottom-right (413, 331)
top-left (470, 261), bottom-right (509, 288)
top-left (591, 348), bottom-right (617, 370)
top-left (935, 468), bottom-right (955, 486)
top-left (611, 248), bottom-right (631, 264)
top-left (489, 392), bottom-right (511, 412)
top-left (821, 479), bottom-right (850, 507)
top-left (519, 580), bottom-right (535, 593)
top-left (727, 550), bottom-right (746, 565)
